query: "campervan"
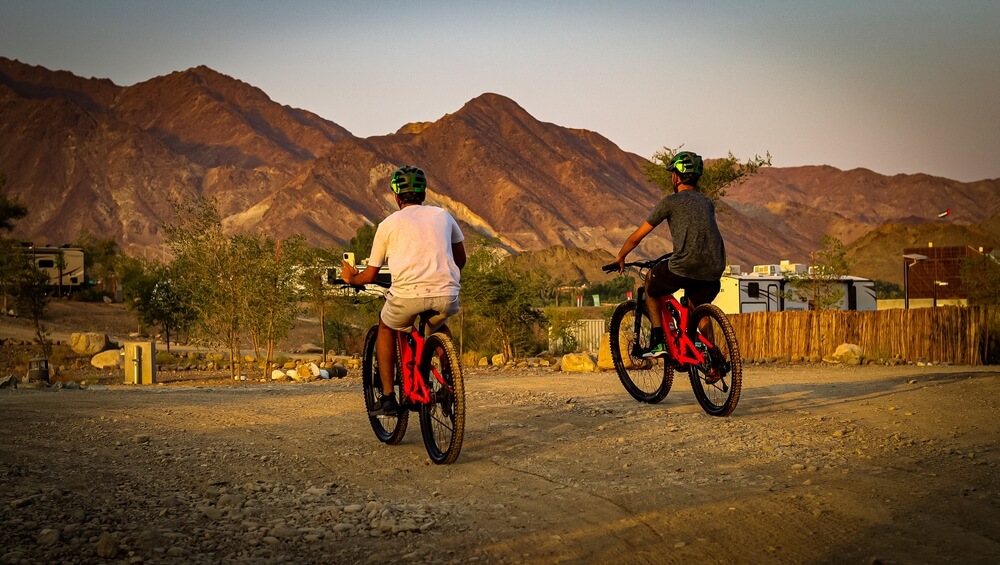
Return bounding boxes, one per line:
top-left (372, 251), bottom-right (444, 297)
top-left (25, 245), bottom-right (85, 291)
top-left (712, 265), bottom-right (876, 314)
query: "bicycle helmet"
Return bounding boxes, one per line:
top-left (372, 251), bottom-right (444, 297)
top-left (390, 165), bottom-right (428, 194)
top-left (666, 151), bottom-right (704, 176)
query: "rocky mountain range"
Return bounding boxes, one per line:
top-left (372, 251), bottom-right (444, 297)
top-left (2, 56), bottom-right (998, 286)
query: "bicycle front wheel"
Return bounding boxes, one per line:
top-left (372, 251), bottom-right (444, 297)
top-left (609, 300), bottom-right (673, 403)
top-left (688, 304), bottom-right (743, 416)
top-left (362, 325), bottom-right (408, 444)
top-left (419, 333), bottom-right (466, 465)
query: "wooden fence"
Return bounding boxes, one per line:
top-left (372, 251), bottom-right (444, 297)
top-left (728, 306), bottom-right (996, 366)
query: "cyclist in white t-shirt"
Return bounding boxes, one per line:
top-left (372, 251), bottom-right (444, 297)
top-left (341, 165), bottom-right (466, 415)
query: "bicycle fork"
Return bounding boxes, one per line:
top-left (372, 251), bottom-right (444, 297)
top-left (630, 287), bottom-right (651, 359)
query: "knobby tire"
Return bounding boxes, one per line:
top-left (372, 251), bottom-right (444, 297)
top-left (609, 300), bottom-right (673, 403)
top-left (688, 304), bottom-right (743, 416)
top-left (418, 333), bottom-right (466, 464)
top-left (362, 325), bottom-right (408, 444)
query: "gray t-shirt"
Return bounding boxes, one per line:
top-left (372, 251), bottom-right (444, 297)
top-left (645, 190), bottom-right (726, 281)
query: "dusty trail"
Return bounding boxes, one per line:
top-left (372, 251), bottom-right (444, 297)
top-left (2, 363), bottom-right (998, 564)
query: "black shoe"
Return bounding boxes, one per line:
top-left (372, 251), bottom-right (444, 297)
top-left (369, 394), bottom-right (400, 416)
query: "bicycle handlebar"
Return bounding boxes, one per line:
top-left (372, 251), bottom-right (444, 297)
top-left (329, 278), bottom-right (390, 291)
top-left (602, 253), bottom-right (672, 274)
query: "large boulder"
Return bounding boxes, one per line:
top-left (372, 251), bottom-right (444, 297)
top-left (823, 343), bottom-right (864, 365)
top-left (491, 354), bottom-right (506, 366)
top-left (91, 349), bottom-right (122, 369)
top-left (71, 333), bottom-right (116, 356)
top-left (561, 353), bottom-right (598, 373)
top-left (597, 333), bottom-right (616, 370)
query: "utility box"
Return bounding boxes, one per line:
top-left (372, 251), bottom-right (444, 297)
top-left (124, 342), bottom-right (157, 385)
top-left (27, 358), bottom-right (50, 383)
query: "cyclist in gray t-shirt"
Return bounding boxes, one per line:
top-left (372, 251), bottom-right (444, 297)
top-left (608, 151), bottom-right (726, 358)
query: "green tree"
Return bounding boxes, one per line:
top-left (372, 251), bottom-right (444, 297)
top-left (961, 252), bottom-right (1000, 364)
top-left (347, 222), bottom-right (378, 260)
top-left (645, 147), bottom-right (772, 201)
top-left (9, 261), bottom-right (52, 357)
top-left (54, 249), bottom-right (67, 298)
top-left (960, 253), bottom-right (1000, 306)
top-left (77, 228), bottom-right (119, 297)
top-left (165, 198), bottom-right (254, 379)
top-left (784, 235), bottom-right (850, 310)
top-left (461, 247), bottom-right (547, 362)
top-left (588, 275), bottom-right (637, 304)
top-left (119, 256), bottom-right (198, 353)
top-left (873, 279), bottom-right (904, 300)
top-left (0, 176), bottom-right (30, 314)
top-left (0, 172), bottom-right (29, 232)
top-left (240, 233), bottom-right (310, 376)
top-left (299, 246), bottom-right (346, 359)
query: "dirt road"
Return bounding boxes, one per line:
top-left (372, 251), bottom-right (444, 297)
top-left (2, 362), bottom-right (998, 564)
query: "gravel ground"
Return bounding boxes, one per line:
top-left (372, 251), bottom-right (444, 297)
top-left (2, 363), bottom-right (999, 564)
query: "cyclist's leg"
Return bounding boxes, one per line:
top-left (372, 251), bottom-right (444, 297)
top-left (375, 317), bottom-right (397, 396)
top-left (683, 280), bottom-right (722, 337)
top-left (645, 262), bottom-right (678, 330)
top-left (378, 294), bottom-right (423, 397)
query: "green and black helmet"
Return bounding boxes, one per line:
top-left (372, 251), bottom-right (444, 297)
top-left (390, 165), bottom-right (428, 194)
top-left (666, 151), bottom-right (704, 177)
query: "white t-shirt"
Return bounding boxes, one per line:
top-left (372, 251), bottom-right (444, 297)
top-left (368, 205), bottom-right (464, 298)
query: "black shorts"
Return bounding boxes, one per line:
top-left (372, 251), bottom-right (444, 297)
top-left (647, 263), bottom-right (721, 307)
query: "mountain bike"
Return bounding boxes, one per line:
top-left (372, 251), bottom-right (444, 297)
top-left (334, 277), bottom-right (466, 464)
top-left (602, 254), bottom-right (742, 416)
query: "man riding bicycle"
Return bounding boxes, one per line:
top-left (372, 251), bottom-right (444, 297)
top-left (341, 165), bottom-right (466, 415)
top-left (608, 151), bottom-right (726, 358)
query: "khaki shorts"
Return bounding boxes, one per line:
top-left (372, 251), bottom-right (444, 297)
top-left (381, 292), bottom-right (461, 332)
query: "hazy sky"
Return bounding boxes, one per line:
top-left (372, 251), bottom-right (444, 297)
top-left (2, 0), bottom-right (998, 182)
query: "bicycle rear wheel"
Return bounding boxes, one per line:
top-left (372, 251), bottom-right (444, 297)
top-left (688, 304), bottom-right (743, 416)
top-left (609, 300), bottom-right (673, 403)
top-left (418, 333), bottom-right (465, 464)
top-left (362, 325), bottom-right (408, 444)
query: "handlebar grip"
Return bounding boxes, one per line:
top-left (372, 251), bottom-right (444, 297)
top-left (602, 263), bottom-right (619, 274)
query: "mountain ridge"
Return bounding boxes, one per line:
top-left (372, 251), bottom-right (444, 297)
top-left (1, 57), bottom-right (998, 287)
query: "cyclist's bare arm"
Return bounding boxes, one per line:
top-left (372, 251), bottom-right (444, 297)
top-left (341, 261), bottom-right (381, 286)
top-left (611, 221), bottom-right (656, 272)
top-left (452, 241), bottom-right (467, 270)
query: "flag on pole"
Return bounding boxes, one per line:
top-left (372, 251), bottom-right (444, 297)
top-left (938, 208), bottom-right (951, 218)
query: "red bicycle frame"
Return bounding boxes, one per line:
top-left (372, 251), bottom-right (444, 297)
top-left (660, 295), bottom-right (710, 368)
top-left (396, 328), bottom-right (451, 405)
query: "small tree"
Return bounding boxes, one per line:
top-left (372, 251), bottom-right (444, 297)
top-left (0, 172), bottom-right (28, 232)
top-left (784, 235), bottom-right (850, 310)
top-left (645, 147), bottom-right (771, 201)
top-left (119, 256), bottom-right (198, 353)
top-left (165, 198), bottom-right (253, 379)
top-left (960, 252), bottom-right (1000, 364)
top-left (461, 247), bottom-right (547, 362)
top-left (347, 222), bottom-right (378, 261)
top-left (76, 228), bottom-right (119, 298)
top-left (299, 246), bottom-right (341, 360)
top-left (241, 234), bottom-right (309, 377)
top-left (10, 262), bottom-right (52, 357)
top-left (54, 250), bottom-right (67, 298)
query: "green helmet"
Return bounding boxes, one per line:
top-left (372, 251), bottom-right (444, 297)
top-left (667, 151), bottom-right (704, 177)
top-left (390, 165), bottom-right (427, 194)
